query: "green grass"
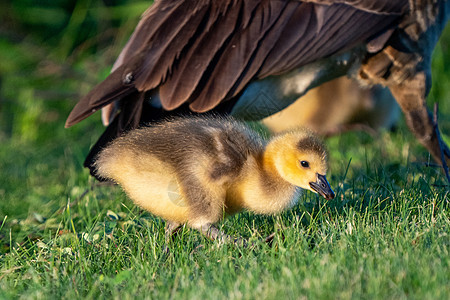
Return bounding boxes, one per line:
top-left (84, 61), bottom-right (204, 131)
top-left (0, 1), bottom-right (449, 299)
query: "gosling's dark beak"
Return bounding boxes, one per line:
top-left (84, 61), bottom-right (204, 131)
top-left (309, 174), bottom-right (335, 200)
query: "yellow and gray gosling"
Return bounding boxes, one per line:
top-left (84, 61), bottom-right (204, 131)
top-left (94, 116), bottom-right (335, 242)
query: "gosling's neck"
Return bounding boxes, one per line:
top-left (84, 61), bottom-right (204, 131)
top-left (243, 145), bottom-right (300, 214)
top-left (261, 137), bottom-right (295, 188)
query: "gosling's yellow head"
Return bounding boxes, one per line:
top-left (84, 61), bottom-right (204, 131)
top-left (267, 130), bottom-right (335, 200)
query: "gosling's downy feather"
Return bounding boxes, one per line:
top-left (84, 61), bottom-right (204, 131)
top-left (95, 116), bottom-right (334, 234)
top-left (95, 116), bottom-right (265, 225)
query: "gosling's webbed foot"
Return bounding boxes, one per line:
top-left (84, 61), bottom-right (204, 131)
top-left (198, 223), bottom-right (247, 247)
top-left (264, 232), bottom-right (276, 247)
top-left (165, 221), bottom-right (182, 243)
top-left (198, 224), bottom-right (281, 248)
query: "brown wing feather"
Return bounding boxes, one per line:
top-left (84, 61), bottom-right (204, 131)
top-left (66, 0), bottom-right (410, 127)
top-left (228, 1), bottom-right (307, 96)
top-left (259, 4), bottom-right (395, 77)
top-left (112, 0), bottom-right (187, 71)
top-left (65, 64), bottom-right (135, 127)
top-left (300, 0), bottom-right (407, 14)
top-left (133, 2), bottom-right (211, 90)
top-left (189, 0), bottom-right (290, 112)
top-left (66, 0), bottom-right (214, 127)
top-left (159, 1), bottom-right (243, 110)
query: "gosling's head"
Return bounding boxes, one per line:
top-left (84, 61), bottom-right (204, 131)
top-left (267, 130), bottom-right (335, 200)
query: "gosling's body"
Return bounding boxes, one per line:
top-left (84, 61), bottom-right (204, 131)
top-left (95, 117), bottom-right (333, 237)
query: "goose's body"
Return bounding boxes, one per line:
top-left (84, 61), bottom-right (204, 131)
top-left (95, 116), bottom-right (334, 238)
top-left (262, 76), bottom-right (399, 134)
top-left (67, 0), bottom-right (450, 183)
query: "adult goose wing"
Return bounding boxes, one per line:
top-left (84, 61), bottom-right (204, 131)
top-left (65, 0), bottom-right (408, 128)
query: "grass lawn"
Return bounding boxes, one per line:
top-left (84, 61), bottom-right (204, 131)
top-left (0, 1), bottom-right (449, 299)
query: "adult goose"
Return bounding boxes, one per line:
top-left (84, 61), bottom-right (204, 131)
top-left (66, 0), bottom-right (450, 182)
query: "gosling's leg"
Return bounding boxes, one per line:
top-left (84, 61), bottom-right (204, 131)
top-left (177, 174), bottom-right (238, 243)
top-left (196, 223), bottom-right (247, 246)
top-left (162, 221), bottom-right (182, 254)
top-left (264, 232), bottom-right (276, 246)
top-left (165, 221), bottom-right (182, 243)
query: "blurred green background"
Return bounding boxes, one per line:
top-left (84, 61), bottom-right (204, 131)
top-left (0, 0), bottom-right (150, 138)
top-left (0, 0), bottom-right (152, 216)
top-left (0, 1), bottom-right (449, 298)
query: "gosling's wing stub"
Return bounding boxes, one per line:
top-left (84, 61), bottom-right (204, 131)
top-left (66, 0), bottom-right (408, 127)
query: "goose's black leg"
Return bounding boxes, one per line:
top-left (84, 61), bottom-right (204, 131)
top-left (389, 72), bottom-right (450, 185)
top-left (432, 103), bottom-right (450, 183)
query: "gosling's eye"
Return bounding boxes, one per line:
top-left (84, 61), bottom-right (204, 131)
top-left (300, 160), bottom-right (310, 168)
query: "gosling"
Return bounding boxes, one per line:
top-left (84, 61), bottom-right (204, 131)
top-left (94, 116), bottom-right (335, 242)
